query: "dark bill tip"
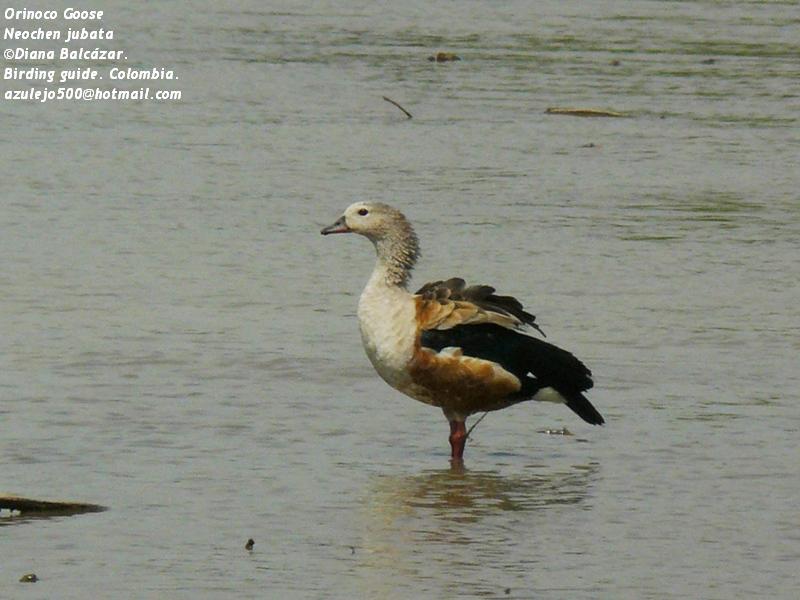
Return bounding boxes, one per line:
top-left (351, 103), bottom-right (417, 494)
top-left (320, 216), bottom-right (350, 235)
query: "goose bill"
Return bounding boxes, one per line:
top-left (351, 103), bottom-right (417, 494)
top-left (320, 216), bottom-right (351, 235)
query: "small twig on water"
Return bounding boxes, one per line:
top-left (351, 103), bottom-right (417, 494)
top-left (465, 412), bottom-right (488, 440)
top-left (382, 96), bottom-right (413, 119)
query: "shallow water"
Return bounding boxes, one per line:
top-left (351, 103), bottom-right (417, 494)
top-left (2, 1), bottom-right (798, 598)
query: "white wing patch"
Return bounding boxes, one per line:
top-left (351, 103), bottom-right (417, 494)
top-left (532, 386), bottom-right (566, 404)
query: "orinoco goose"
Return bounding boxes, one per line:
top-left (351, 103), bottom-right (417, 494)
top-left (321, 202), bottom-right (603, 461)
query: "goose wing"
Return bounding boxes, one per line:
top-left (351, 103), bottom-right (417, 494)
top-left (414, 277), bottom-right (545, 335)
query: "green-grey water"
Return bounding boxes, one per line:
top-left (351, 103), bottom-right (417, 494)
top-left (2, 1), bottom-right (798, 598)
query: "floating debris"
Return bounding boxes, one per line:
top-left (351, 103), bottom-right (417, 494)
top-left (538, 427), bottom-right (574, 436)
top-left (545, 107), bottom-right (625, 118)
top-left (701, 58), bottom-right (716, 64)
top-left (1, 495), bottom-right (106, 517)
top-left (428, 52), bottom-right (461, 63)
top-left (19, 573), bottom-right (38, 583)
top-left (245, 538), bottom-right (255, 551)
top-left (382, 96), bottom-right (413, 119)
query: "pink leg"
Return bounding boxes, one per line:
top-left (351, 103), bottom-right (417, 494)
top-left (449, 420), bottom-right (467, 462)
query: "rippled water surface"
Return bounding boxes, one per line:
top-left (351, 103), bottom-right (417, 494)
top-left (2, 1), bottom-right (798, 598)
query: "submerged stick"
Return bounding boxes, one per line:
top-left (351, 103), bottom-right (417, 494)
top-left (545, 107), bottom-right (625, 118)
top-left (382, 96), bottom-right (413, 119)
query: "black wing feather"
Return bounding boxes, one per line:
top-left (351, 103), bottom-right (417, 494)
top-left (421, 323), bottom-right (603, 425)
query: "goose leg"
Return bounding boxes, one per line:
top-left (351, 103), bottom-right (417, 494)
top-left (449, 420), bottom-right (467, 461)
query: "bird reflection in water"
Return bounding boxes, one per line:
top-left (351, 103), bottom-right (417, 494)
top-left (369, 462), bottom-right (599, 522)
top-left (354, 463), bottom-right (600, 597)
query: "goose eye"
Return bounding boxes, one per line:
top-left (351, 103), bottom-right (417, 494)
top-left (358, 208), bottom-right (369, 216)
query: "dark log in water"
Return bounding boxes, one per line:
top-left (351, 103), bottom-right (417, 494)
top-left (1, 494), bottom-right (106, 516)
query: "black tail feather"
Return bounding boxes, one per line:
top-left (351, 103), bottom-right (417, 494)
top-left (566, 393), bottom-right (605, 425)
